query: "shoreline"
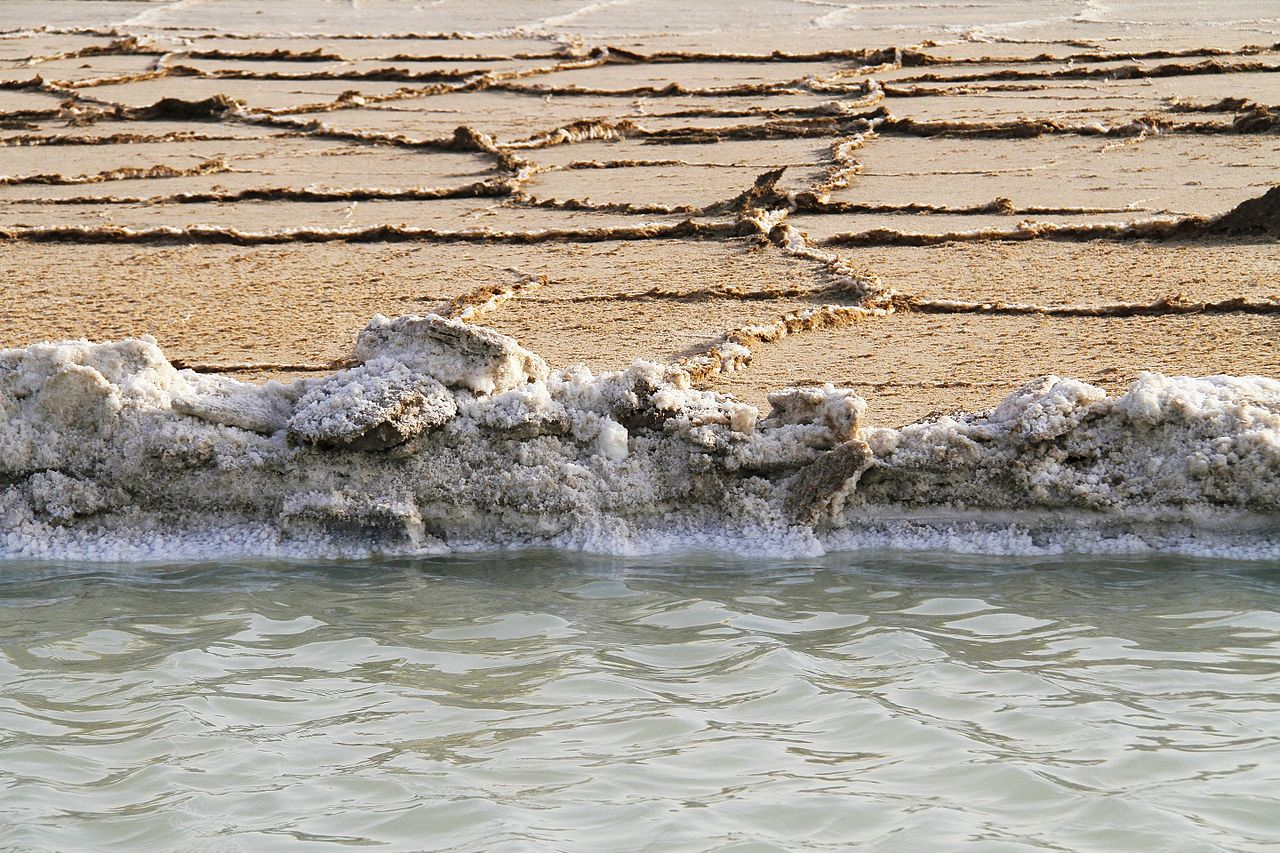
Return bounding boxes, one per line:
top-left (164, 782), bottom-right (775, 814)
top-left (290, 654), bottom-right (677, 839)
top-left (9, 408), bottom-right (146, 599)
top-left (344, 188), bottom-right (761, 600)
top-left (2, 314), bottom-right (1277, 562)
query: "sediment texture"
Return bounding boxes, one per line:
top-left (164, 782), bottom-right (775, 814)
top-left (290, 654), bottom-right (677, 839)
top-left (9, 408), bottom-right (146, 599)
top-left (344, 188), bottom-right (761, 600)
top-left (0, 1), bottom-right (1277, 556)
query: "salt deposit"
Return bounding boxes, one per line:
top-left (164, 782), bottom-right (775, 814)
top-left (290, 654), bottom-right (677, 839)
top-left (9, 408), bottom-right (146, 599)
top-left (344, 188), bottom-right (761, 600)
top-left (2, 315), bottom-right (1276, 561)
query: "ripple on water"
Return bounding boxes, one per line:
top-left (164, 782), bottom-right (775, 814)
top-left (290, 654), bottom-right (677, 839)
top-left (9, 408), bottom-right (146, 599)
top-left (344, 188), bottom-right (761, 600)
top-left (0, 552), bottom-right (1277, 850)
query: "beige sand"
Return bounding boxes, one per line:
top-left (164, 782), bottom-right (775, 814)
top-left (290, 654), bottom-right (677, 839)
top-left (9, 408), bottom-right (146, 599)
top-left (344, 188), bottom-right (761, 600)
top-left (1, 1), bottom-right (1277, 426)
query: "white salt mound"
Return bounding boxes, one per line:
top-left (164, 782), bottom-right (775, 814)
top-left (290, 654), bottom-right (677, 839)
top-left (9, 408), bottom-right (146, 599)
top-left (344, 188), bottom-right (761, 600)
top-left (1, 314), bottom-right (1277, 561)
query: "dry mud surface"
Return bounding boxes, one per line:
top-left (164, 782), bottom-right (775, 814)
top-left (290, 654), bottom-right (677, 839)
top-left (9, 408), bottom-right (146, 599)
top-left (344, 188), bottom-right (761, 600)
top-left (1, 0), bottom-right (1278, 428)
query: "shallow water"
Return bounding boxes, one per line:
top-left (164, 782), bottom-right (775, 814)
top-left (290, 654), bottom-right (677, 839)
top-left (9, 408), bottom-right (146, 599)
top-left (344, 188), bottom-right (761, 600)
top-left (0, 552), bottom-right (1277, 851)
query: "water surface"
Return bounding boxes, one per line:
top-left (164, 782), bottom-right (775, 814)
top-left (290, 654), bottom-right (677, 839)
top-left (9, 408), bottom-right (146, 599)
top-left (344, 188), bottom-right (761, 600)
top-left (1, 552), bottom-right (1277, 850)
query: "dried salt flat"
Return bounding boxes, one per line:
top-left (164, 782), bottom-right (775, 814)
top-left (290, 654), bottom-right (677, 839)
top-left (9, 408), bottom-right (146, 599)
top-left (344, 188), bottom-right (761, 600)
top-left (83, 76), bottom-right (423, 111)
top-left (0, 54), bottom-right (159, 85)
top-left (819, 134), bottom-right (1279, 216)
top-left (580, 104), bottom-right (863, 133)
top-left (787, 212), bottom-right (1163, 242)
top-left (1148, 69), bottom-right (1280, 106)
top-left (2, 236), bottom-right (810, 371)
top-left (308, 89), bottom-right (852, 144)
top-left (0, 136), bottom-right (499, 204)
top-left (909, 42), bottom-right (1175, 63)
top-left (524, 136), bottom-right (836, 172)
top-left (0, 87), bottom-right (68, 115)
top-left (520, 137), bottom-right (835, 208)
top-left (0, 242), bottom-right (482, 367)
top-left (473, 238), bottom-right (831, 369)
top-left (0, 197), bottom-right (700, 232)
top-left (518, 163), bottom-right (777, 211)
top-left (868, 57), bottom-right (1280, 84)
top-left (0, 118), bottom-right (287, 143)
top-left (119, 0), bottom-right (597, 35)
top-left (0, 136), bottom-right (287, 183)
top-left (169, 57), bottom-right (541, 78)
top-left (309, 93), bottom-right (660, 143)
top-left (1054, 0), bottom-right (1271, 27)
top-left (824, 241), bottom-right (1280, 306)
top-left (952, 15), bottom-right (1279, 52)
top-left (878, 86), bottom-right (1189, 125)
top-left (593, 30), bottom-right (918, 56)
top-left (0, 1), bottom-right (155, 30)
top-left (707, 312), bottom-right (1280, 425)
top-left (510, 60), bottom-right (858, 93)
top-left (803, 0), bottom-right (1090, 32)
top-left (0, 32), bottom-right (126, 63)
top-left (161, 35), bottom-right (563, 62)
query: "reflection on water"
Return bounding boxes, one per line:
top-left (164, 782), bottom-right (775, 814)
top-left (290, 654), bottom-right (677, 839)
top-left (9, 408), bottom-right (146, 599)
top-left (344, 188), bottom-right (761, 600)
top-left (0, 552), bottom-right (1277, 850)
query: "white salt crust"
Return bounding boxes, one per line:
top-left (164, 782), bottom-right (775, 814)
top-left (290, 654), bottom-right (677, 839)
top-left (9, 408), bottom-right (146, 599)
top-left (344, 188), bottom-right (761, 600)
top-left (2, 314), bottom-right (1278, 562)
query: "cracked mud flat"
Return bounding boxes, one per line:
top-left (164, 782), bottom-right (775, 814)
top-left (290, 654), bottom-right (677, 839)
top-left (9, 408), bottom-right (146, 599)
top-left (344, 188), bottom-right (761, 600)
top-left (0, 0), bottom-right (1277, 559)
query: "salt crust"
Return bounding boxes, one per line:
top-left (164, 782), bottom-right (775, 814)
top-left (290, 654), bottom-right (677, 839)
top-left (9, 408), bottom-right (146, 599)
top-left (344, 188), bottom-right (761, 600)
top-left (2, 314), bottom-right (1277, 561)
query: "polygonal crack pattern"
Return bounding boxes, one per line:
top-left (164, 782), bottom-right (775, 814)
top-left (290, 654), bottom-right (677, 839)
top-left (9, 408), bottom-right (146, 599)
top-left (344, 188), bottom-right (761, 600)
top-left (1, 0), bottom-right (1277, 425)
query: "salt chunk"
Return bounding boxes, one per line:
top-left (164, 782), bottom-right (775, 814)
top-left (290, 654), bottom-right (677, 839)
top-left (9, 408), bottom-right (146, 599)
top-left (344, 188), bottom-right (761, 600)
top-left (353, 314), bottom-right (548, 395)
top-left (288, 361), bottom-right (457, 451)
top-left (765, 384), bottom-right (866, 442)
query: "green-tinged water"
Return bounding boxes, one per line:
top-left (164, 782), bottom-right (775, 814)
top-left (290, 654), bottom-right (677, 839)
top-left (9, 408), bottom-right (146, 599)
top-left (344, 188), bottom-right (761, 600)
top-left (0, 552), bottom-right (1277, 851)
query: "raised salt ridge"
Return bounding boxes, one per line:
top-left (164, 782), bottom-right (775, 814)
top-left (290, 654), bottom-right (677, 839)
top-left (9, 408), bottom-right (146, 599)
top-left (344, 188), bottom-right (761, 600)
top-left (1, 314), bottom-right (1277, 561)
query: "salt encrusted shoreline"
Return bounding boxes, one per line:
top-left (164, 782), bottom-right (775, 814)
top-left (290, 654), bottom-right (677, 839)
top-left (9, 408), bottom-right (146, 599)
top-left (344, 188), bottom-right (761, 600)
top-left (2, 314), bottom-right (1277, 561)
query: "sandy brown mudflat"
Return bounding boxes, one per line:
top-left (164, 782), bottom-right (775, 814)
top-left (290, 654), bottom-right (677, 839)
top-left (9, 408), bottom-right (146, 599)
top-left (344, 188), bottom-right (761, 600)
top-left (1, 0), bottom-right (1277, 426)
